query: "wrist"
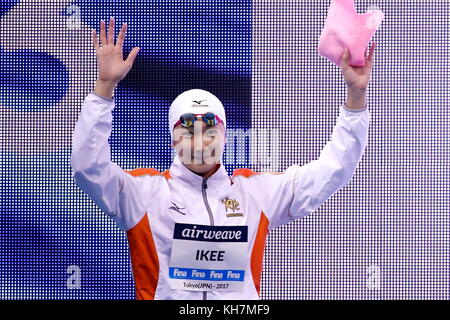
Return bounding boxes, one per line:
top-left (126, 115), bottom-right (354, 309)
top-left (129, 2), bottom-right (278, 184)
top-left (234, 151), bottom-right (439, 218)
top-left (346, 88), bottom-right (367, 110)
top-left (94, 79), bottom-right (118, 99)
top-left (347, 86), bottom-right (367, 96)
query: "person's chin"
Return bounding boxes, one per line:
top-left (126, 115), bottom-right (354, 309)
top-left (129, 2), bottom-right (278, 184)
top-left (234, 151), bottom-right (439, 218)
top-left (187, 160), bottom-right (216, 172)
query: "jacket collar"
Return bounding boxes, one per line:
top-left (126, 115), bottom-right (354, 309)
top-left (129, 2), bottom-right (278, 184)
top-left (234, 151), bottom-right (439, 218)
top-left (169, 154), bottom-right (232, 191)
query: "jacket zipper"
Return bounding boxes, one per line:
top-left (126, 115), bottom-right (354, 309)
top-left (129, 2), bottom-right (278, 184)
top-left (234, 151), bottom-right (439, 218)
top-left (202, 178), bottom-right (215, 226)
top-left (201, 178), bottom-right (214, 300)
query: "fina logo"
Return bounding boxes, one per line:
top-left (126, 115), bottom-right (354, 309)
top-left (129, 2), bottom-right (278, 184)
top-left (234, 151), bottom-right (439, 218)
top-left (190, 99), bottom-right (209, 108)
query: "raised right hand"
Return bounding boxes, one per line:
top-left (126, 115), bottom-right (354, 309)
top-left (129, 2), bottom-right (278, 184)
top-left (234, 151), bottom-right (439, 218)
top-left (92, 17), bottom-right (140, 88)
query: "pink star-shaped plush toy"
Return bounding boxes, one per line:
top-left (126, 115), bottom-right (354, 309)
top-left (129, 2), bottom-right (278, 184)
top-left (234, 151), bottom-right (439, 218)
top-left (318, 0), bottom-right (384, 67)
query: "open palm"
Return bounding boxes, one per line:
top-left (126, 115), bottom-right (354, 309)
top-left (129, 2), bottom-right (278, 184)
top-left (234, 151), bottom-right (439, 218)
top-left (92, 17), bottom-right (140, 84)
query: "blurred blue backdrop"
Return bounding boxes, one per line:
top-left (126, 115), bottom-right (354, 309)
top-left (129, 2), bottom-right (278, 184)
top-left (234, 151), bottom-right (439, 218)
top-left (0, 0), bottom-right (251, 299)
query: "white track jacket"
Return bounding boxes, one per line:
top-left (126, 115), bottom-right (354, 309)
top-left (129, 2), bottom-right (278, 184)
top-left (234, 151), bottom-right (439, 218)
top-left (71, 92), bottom-right (370, 300)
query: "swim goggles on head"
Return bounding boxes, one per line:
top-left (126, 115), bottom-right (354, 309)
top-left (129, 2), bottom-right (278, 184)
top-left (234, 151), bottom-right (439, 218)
top-left (173, 112), bottom-right (224, 129)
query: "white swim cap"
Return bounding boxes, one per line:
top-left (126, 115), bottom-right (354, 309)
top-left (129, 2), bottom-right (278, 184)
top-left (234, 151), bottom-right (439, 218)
top-left (168, 89), bottom-right (227, 143)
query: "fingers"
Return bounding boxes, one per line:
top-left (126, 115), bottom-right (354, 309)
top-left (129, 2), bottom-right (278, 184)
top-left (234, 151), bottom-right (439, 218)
top-left (340, 48), bottom-right (350, 71)
top-left (100, 19), bottom-right (107, 46)
top-left (92, 29), bottom-right (100, 50)
top-left (98, 17), bottom-right (124, 48)
top-left (108, 16), bottom-right (115, 46)
top-left (116, 23), bottom-right (127, 48)
top-left (367, 41), bottom-right (376, 63)
top-left (125, 46), bottom-right (140, 65)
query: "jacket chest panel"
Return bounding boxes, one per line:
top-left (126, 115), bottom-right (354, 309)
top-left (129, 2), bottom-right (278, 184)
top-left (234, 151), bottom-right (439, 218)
top-left (147, 183), bottom-right (264, 257)
top-left (166, 183), bottom-right (262, 226)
